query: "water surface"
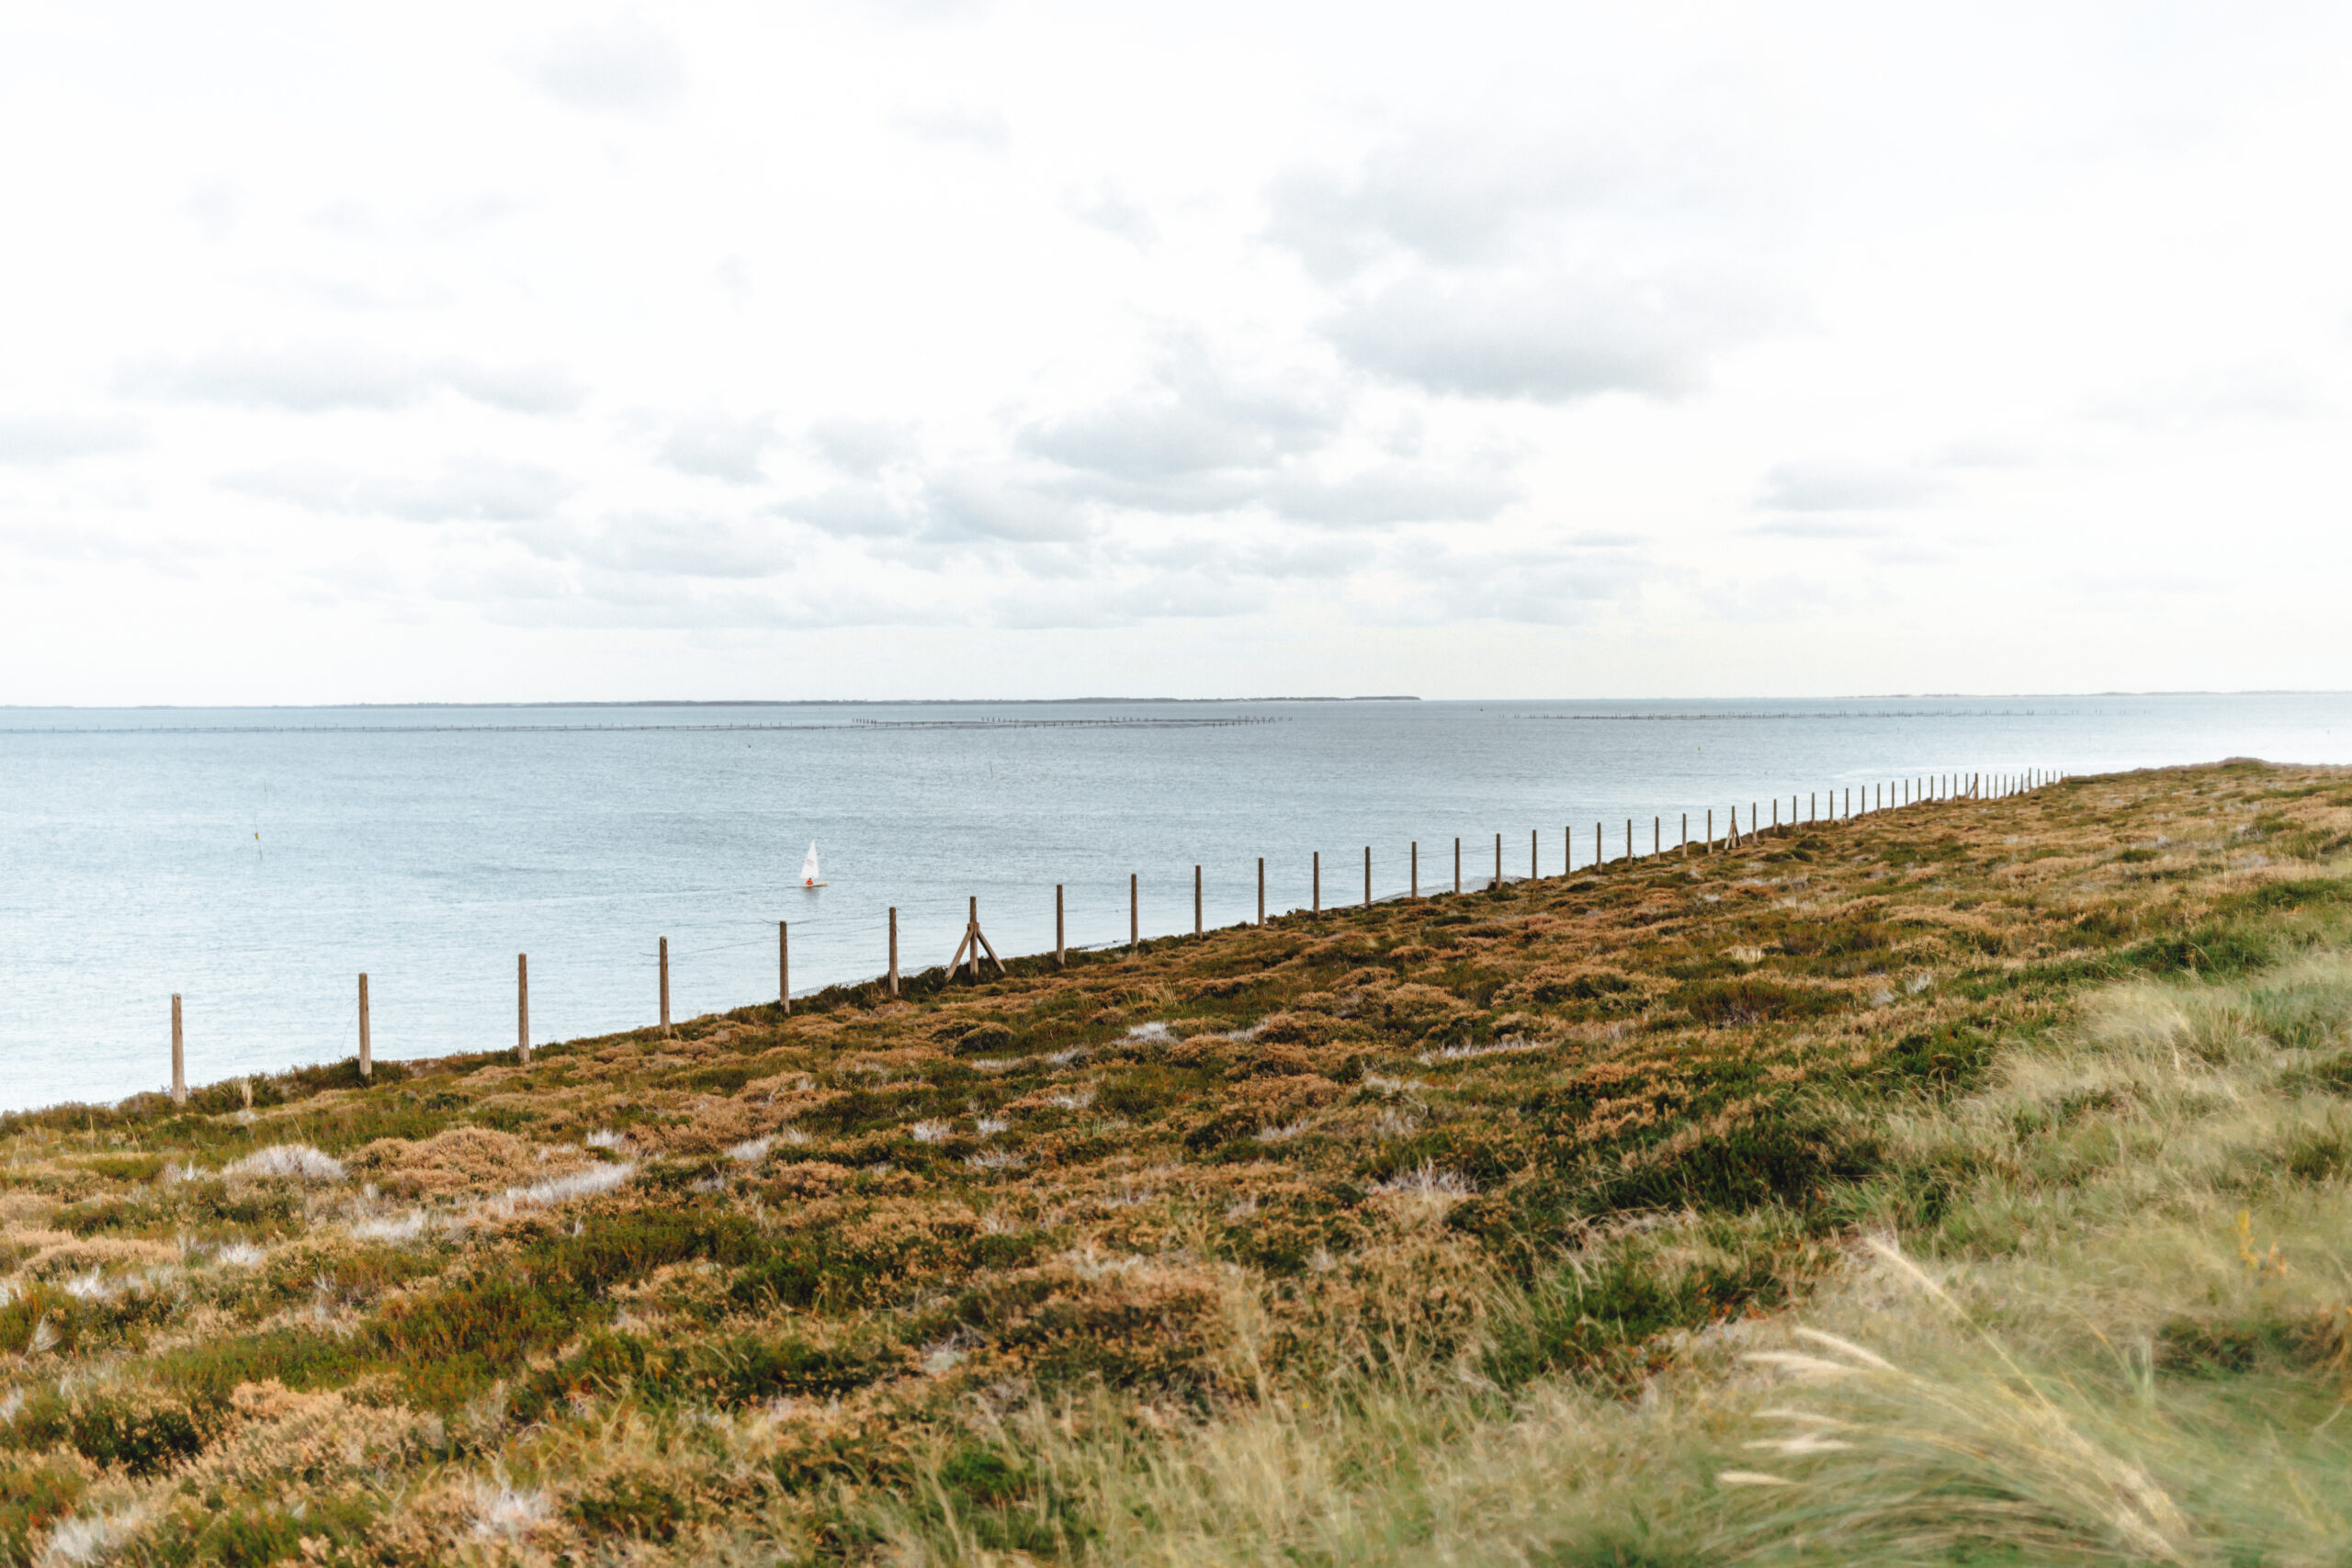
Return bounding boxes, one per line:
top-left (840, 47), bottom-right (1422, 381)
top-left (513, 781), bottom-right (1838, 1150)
top-left (2, 693), bottom-right (2342, 1111)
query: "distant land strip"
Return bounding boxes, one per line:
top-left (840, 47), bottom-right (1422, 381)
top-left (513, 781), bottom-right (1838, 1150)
top-left (1523, 708), bottom-right (2093, 721)
top-left (850, 716), bottom-right (1283, 730)
top-left (0, 716), bottom-right (1292, 737)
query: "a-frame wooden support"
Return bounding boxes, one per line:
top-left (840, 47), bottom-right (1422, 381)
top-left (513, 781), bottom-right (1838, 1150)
top-left (946, 895), bottom-right (1005, 981)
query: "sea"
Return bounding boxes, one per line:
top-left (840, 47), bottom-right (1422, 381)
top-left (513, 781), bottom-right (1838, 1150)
top-left (2, 693), bottom-right (2346, 1112)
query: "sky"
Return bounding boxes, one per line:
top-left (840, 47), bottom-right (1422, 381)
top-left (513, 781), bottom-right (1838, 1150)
top-left (2, 1), bottom-right (2348, 704)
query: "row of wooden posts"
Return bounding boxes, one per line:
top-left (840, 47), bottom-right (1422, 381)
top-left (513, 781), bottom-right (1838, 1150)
top-left (162, 768), bottom-right (2058, 1104)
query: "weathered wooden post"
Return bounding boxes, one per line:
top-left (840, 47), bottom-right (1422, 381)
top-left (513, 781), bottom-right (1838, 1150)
top-left (1625, 818), bottom-right (1633, 862)
top-left (171, 993), bottom-right (186, 1105)
top-left (1363, 847), bottom-right (1372, 908)
top-left (888, 908), bottom-right (899, 995)
top-left (1453, 837), bottom-right (1462, 895)
top-left (1493, 832), bottom-right (1502, 890)
top-left (1654, 817), bottom-right (1660, 856)
top-left (1681, 812), bottom-right (1689, 856)
top-left (1196, 864), bottom-right (1204, 935)
top-left (1531, 829), bottom-right (1538, 882)
top-left (947, 896), bottom-right (1003, 980)
top-left (1706, 808), bottom-right (1713, 851)
top-left (357, 973), bottom-right (371, 1079)
top-left (1312, 852), bottom-right (1320, 915)
top-left (1131, 874), bottom-right (1139, 949)
top-left (1057, 886), bottom-right (1066, 965)
top-left (659, 937), bottom-right (672, 1035)
top-left (516, 955), bottom-right (529, 1064)
top-left (1257, 858), bottom-right (1265, 926)
top-left (779, 922), bottom-right (790, 1010)
top-left (1595, 820), bottom-right (1602, 868)
top-left (1411, 841), bottom-right (1419, 897)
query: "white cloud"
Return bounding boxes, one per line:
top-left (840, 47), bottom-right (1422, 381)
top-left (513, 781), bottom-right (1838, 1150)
top-left (1326, 270), bottom-right (1762, 403)
top-left (1266, 466), bottom-right (1520, 527)
top-left (0, 413), bottom-right (145, 465)
top-left (891, 105), bottom-right (1011, 152)
top-left (444, 362), bottom-right (589, 416)
top-left (228, 457), bottom-right (573, 523)
top-left (923, 471), bottom-right (1088, 544)
top-left (525, 15), bottom-right (687, 117)
top-left (808, 419), bottom-right (917, 477)
top-left (134, 344), bottom-right (433, 412)
top-left (130, 347), bottom-right (587, 417)
top-left (661, 413), bottom-right (775, 483)
top-left (1755, 462), bottom-right (1942, 513)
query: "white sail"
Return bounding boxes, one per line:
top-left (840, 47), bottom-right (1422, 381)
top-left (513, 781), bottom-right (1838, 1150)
top-left (801, 841), bottom-right (822, 886)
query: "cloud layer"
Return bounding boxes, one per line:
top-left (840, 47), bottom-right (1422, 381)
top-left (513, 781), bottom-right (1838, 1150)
top-left (4, 2), bottom-right (2349, 700)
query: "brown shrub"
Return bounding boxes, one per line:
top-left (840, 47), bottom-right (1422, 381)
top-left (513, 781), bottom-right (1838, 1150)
top-left (25, 1236), bottom-right (178, 1277)
top-left (350, 1127), bottom-right (577, 1198)
top-left (1224, 1043), bottom-right (1320, 1080)
top-left (1251, 1011), bottom-right (1340, 1048)
top-left (765, 1162), bottom-right (854, 1201)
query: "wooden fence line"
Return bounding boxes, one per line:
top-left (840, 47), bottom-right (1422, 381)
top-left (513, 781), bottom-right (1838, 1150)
top-left (153, 768), bottom-right (2073, 1091)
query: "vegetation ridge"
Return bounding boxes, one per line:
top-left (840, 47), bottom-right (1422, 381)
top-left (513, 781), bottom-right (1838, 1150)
top-left (3, 762), bottom-right (2350, 1565)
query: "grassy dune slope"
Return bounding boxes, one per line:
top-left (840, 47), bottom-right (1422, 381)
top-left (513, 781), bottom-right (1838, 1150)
top-left (5, 764), bottom-right (2352, 1565)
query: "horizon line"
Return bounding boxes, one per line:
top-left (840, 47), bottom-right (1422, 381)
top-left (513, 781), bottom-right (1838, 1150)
top-left (1, 689), bottom-right (2347, 712)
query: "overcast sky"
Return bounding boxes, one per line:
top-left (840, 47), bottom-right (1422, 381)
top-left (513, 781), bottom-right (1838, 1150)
top-left (3, 2), bottom-right (2347, 703)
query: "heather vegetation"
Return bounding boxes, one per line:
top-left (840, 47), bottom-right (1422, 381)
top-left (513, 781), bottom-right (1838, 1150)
top-left (5, 762), bottom-right (2352, 1564)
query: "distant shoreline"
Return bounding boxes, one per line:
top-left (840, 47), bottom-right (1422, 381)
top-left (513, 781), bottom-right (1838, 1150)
top-left (3, 690), bottom-right (2346, 712)
top-left (0, 695), bottom-right (1424, 711)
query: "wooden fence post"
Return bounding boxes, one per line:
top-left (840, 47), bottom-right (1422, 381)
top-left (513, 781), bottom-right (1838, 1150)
top-left (358, 974), bottom-right (371, 1078)
top-left (1531, 829), bottom-right (1538, 882)
top-left (1057, 886), bottom-right (1066, 964)
top-left (1625, 818), bottom-right (1632, 862)
top-left (779, 922), bottom-right (790, 1011)
top-left (1411, 841), bottom-right (1419, 898)
top-left (1654, 816), bottom-right (1661, 856)
top-left (888, 908), bottom-right (899, 995)
top-left (1453, 837), bottom-right (1461, 896)
top-left (1257, 859), bottom-right (1264, 926)
top-left (1131, 874), bottom-right (1139, 948)
top-left (1595, 820), bottom-right (1601, 869)
top-left (1681, 812), bottom-right (1689, 856)
top-left (659, 937), bottom-right (672, 1035)
top-left (1363, 847), bottom-right (1372, 908)
top-left (171, 993), bottom-right (186, 1105)
top-left (1312, 852), bottom-right (1320, 915)
top-left (1706, 808), bottom-right (1713, 851)
top-left (516, 955), bottom-right (529, 1064)
top-left (1493, 832), bottom-right (1501, 890)
top-left (1196, 865), bottom-right (1204, 935)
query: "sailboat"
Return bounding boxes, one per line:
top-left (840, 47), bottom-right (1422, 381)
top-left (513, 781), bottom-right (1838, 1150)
top-left (800, 841), bottom-right (827, 888)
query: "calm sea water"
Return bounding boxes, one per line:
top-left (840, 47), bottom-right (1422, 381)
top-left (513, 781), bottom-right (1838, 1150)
top-left (2, 694), bottom-right (2345, 1112)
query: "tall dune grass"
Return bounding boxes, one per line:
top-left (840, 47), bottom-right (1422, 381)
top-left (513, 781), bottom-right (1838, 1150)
top-left (874, 953), bottom-right (2352, 1566)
